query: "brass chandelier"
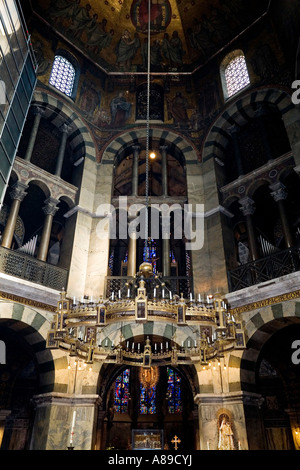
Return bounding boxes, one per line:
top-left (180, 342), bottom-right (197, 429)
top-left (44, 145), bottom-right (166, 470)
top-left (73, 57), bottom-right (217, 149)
top-left (46, 261), bottom-right (244, 367)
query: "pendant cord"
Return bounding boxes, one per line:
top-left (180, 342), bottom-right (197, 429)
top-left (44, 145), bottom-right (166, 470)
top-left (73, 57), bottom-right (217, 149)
top-left (144, 0), bottom-right (151, 259)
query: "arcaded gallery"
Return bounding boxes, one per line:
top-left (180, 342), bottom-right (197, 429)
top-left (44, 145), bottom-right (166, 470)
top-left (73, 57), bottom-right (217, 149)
top-left (0, 0), bottom-right (300, 451)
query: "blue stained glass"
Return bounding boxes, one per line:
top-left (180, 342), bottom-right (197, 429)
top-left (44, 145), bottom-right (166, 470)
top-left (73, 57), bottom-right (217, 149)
top-left (114, 369), bottom-right (130, 413)
top-left (143, 239), bottom-right (157, 273)
top-left (123, 250), bottom-right (128, 264)
top-left (139, 383), bottom-right (157, 414)
top-left (167, 367), bottom-right (182, 413)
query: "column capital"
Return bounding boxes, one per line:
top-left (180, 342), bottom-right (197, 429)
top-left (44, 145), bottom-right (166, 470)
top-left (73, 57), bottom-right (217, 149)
top-left (227, 124), bottom-right (240, 136)
top-left (42, 197), bottom-right (60, 217)
top-left (160, 144), bottom-right (169, 152)
top-left (254, 103), bottom-right (270, 118)
top-left (132, 144), bottom-right (141, 152)
top-left (59, 123), bottom-right (73, 135)
top-left (239, 196), bottom-right (256, 216)
top-left (269, 182), bottom-right (288, 202)
top-left (32, 105), bottom-right (45, 118)
top-left (9, 182), bottom-right (28, 202)
top-left (294, 164), bottom-right (300, 176)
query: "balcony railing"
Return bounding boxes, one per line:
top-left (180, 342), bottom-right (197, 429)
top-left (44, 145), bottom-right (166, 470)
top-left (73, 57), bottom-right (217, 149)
top-left (106, 276), bottom-right (193, 299)
top-left (0, 246), bottom-right (68, 291)
top-left (227, 245), bottom-right (300, 292)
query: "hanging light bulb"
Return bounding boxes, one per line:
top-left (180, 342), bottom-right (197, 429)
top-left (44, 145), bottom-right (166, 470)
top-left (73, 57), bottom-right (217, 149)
top-left (149, 151), bottom-right (156, 160)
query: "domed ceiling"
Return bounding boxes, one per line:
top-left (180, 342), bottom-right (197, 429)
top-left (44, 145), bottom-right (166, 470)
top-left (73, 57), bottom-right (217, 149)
top-left (30, 0), bottom-right (270, 74)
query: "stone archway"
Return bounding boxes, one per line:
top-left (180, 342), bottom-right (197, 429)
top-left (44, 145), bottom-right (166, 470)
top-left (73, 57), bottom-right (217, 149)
top-left (239, 300), bottom-right (300, 449)
top-left (0, 301), bottom-right (56, 449)
top-left (96, 361), bottom-right (198, 451)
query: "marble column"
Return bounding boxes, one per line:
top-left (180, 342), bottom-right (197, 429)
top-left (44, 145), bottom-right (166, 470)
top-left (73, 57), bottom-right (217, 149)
top-left (255, 104), bottom-right (273, 162)
top-left (131, 145), bottom-right (140, 197)
top-left (30, 393), bottom-right (101, 450)
top-left (228, 125), bottom-right (244, 177)
top-left (239, 197), bottom-right (260, 261)
top-left (1, 182), bottom-right (28, 249)
top-left (127, 217), bottom-right (137, 277)
top-left (24, 106), bottom-right (45, 162)
top-left (160, 145), bottom-right (168, 197)
top-left (55, 123), bottom-right (72, 177)
top-left (162, 239), bottom-right (170, 277)
top-left (161, 212), bottom-right (170, 277)
top-left (37, 198), bottom-right (60, 262)
top-left (269, 182), bottom-right (294, 248)
top-left (195, 392), bottom-right (250, 450)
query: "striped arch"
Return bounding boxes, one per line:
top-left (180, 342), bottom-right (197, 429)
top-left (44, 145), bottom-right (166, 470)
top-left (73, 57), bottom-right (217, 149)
top-left (202, 87), bottom-right (294, 163)
top-left (101, 127), bottom-right (200, 163)
top-left (0, 301), bottom-right (55, 393)
top-left (32, 88), bottom-right (97, 164)
top-left (238, 300), bottom-right (300, 393)
top-left (98, 320), bottom-right (198, 349)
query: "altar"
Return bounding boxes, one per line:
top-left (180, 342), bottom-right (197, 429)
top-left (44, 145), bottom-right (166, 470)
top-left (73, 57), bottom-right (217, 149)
top-left (132, 430), bottom-right (164, 450)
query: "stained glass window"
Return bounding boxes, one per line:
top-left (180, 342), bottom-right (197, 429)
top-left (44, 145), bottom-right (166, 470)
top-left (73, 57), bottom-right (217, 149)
top-left (224, 54), bottom-right (250, 98)
top-left (140, 383), bottom-right (157, 414)
top-left (167, 367), bottom-right (182, 413)
top-left (114, 368), bottom-right (130, 413)
top-left (143, 239), bottom-right (157, 273)
top-left (49, 55), bottom-right (76, 97)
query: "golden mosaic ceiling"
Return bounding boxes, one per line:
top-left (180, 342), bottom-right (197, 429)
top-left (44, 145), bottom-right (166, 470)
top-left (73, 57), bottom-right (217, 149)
top-left (30, 0), bottom-right (270, 74)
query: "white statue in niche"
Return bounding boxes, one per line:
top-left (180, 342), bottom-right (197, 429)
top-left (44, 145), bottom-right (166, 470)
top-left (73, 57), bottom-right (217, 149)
top-left (218, 414), bottom-right (234, 450)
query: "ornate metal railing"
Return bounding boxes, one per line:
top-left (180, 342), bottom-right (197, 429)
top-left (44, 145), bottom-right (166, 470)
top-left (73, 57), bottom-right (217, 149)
top-left (227, 245), bottom-right (300, 292)
top-left (0, 246), bottom-right (68, 291)
top-left (106, 275), bottom-right (193, 299)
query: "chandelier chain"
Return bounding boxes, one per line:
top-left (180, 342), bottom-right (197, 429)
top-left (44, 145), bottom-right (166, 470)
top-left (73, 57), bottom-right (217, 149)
top-left (144, 0), bottom-right (151, 257)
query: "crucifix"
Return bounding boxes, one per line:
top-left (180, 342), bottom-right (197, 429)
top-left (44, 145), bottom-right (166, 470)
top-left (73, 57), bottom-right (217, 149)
top-left (171, 435), bottom-right (181, 450)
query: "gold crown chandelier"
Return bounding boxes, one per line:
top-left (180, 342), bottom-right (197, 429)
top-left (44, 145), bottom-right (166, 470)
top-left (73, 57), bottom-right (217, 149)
top-left (46, 261), bottom-right (244, 368)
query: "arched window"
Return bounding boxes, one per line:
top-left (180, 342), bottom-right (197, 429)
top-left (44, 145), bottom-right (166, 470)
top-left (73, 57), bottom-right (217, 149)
top-left (140, 383), bottom-right (157, 414)
top-left (167, 367), bottom-right (182, 413)
top-left (114, 368), bottom-right (130, 413)
top-left (221, 50), bottom-right (250, 100)
top-left (49, 52), bottom-right (79, 98)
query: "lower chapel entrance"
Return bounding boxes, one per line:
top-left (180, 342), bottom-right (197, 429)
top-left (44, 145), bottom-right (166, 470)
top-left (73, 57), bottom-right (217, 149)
top-left (99, 365), bottom-right (196, 451)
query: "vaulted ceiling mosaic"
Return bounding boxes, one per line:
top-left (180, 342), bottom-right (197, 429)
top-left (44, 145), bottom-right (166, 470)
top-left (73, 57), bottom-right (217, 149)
top-left (30, 0), bottom-right (270, 74)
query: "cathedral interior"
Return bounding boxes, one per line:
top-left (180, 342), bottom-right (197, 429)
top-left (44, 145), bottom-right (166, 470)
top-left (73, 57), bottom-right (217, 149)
top-left (0, 0), bottom-right (300, 451)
